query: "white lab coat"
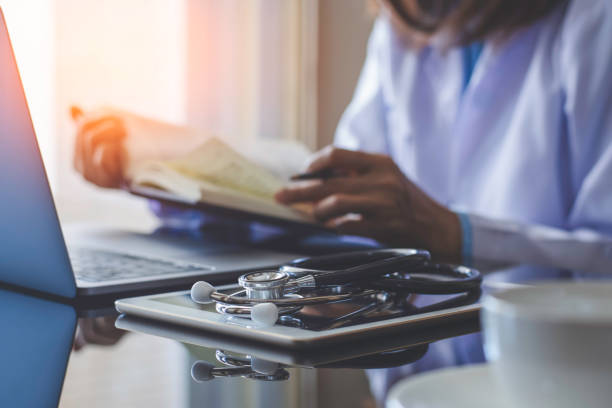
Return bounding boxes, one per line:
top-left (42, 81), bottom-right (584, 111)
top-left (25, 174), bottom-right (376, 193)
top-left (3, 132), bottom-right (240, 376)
top-left (335, 0), bottom-right (612, 273)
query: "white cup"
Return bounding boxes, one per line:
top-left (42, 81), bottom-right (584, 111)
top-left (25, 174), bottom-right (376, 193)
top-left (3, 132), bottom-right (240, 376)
top-left (482, 282), bottom-right (612, 408)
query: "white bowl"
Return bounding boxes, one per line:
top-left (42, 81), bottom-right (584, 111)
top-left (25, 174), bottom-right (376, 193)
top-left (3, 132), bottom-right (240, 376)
top-left (481, 282), bottom-right (612, 408)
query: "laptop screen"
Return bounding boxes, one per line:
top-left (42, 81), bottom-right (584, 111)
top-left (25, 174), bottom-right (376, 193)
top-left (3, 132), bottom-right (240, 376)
top-left (0, 8), bottom-right (76, 298)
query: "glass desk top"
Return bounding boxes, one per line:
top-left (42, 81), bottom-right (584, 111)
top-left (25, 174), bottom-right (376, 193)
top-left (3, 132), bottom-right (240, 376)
top-left (1, 261), bottom-right (608, 408)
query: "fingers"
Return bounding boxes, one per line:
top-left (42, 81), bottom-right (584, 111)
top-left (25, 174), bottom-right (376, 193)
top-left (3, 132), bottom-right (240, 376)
top-left (326, 214), bottom-right (375, 235)
top-left (277, 148), bottom-right (399, 205)
top-left (93, 144), bottom-right (125, 187)
top-left (73, 317), bottom-right (125, 351)
top-left (314, 194), bottom-right (382, 221)
top-left (73, 327), bottom-right (86, 351)
top-left (80, 118), bottom-right (126, 158)
top-left (276, 176), bottom-right (380, 204)
top-left (325, 214), bottom-right (389, 240)
top-left (73, 115), bottom-right (126, 188)
top-left (80, 116), bottom-right (124, 140)
top-left (306, 146), bottom-right (389, 174)
top-left (98, 143), bottom-right (122, 176)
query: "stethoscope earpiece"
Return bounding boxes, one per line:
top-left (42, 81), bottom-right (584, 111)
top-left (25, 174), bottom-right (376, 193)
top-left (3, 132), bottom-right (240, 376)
top-left (250, 303), bottom-right (279, 326)
top-left (191, 360), bottom-right (216, 382)
top-left (191, 281), bottom-right (216, 304)
top-left (191, 353), bottom-right (289, 382)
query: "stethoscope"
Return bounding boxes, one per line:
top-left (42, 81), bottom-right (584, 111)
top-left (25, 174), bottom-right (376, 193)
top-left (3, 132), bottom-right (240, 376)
top-left (190, 248), bottom-right (482, 326)
top-left (190, 345), bottom-right (431, 382)
top-left (191, 350), bottom-right (290, 382)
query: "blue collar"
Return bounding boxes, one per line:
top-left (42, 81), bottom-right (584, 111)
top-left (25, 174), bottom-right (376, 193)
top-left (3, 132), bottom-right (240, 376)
top-left (462, 42), bottom-right (484, 93)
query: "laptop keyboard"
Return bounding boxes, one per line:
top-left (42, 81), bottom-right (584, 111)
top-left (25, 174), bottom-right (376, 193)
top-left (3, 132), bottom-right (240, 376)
top-left (69, 247), bottom-right (213, 283)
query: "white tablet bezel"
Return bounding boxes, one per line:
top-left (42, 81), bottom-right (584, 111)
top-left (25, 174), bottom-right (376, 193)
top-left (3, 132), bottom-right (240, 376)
top-left (115, 290), bottom-right (480, 348)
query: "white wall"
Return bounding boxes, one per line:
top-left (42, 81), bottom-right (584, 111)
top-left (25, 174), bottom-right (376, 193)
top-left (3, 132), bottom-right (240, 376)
top-left (317, 0), bottom-right (374, 148)
top-left (53, 0), bottom-right (187, 223)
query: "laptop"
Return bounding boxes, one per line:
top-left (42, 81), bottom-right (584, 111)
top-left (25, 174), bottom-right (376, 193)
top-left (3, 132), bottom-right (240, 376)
top-left (0, 8), bottom-right (301, 299)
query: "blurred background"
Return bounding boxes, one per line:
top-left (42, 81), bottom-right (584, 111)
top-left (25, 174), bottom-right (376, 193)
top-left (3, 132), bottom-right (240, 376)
top-left (0, 2), bottom-right (376, 406)
top-left (0, 0), bottom-right (373, 225)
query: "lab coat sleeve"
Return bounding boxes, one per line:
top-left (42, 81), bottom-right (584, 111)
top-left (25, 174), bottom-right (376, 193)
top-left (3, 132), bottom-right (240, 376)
top-left (333, 18), bottom-right (390, 154)
top-left (469, 215), bottom-right (612, 273)
top-left (467, 1), bottom-right (612, 273)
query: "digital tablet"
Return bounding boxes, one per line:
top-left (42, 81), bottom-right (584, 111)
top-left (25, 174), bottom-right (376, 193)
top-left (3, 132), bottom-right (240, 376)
top-left (115, 287), bottom-right (481, 349)
top-left (115, 314), bottom-right (479, 367)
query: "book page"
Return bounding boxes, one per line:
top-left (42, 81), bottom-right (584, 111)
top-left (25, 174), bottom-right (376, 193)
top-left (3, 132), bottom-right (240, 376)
top-left (162, 138), bottom-right (285, 200)
top-left (97, 107), bottom-right (312, 182)
top-left (100, 107), bottom-right (316, 221)
top-left (225, 137), bottom-right (312, 181)
top-left (132, 162), bottom-right (315, 223)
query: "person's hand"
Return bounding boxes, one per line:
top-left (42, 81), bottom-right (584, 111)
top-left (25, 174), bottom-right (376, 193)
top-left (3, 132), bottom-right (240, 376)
top-left (73, 316), bottom-right (127, 351)
top-left (275, 146), bottom-right (461, 260)
top-left (72, 106), bottom-right (127, 188)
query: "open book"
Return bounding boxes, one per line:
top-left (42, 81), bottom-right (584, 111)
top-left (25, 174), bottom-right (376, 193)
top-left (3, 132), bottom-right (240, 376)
top-left (130, 137), bottom-right (316, 225)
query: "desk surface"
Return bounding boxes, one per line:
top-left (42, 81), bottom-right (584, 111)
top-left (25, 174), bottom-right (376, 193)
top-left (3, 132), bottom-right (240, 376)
top-left (1, 221), bottom-right (608, 408)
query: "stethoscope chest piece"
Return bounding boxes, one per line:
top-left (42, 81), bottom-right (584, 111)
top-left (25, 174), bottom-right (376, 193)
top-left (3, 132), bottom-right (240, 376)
top-left (238, 270), bottom-right (290, 300)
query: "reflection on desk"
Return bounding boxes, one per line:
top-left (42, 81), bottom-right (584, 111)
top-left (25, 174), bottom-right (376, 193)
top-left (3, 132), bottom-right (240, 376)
top-left (115, 314), bottom-right (475, 369)
top-left (0, 288), bottom-right (76, 407)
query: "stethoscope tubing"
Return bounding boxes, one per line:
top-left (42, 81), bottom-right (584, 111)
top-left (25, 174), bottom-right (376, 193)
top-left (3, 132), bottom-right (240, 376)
top-left (314, 251), bottom-right (429, 286)
top-left (211, 288), bottom-right (379, 306)
top-left (368, 264), bottom-right (481, 294)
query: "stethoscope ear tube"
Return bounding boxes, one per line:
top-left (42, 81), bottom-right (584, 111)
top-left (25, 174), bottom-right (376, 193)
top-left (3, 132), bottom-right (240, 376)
top-left (290, 248), bottom-right (431, 287)
top-left (369, 263), bottom-right (482, 294)
top-left (314, 250), bottom-right (430, 286)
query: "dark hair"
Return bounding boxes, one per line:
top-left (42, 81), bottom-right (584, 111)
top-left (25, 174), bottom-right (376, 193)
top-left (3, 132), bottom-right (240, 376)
top-left (385, 0), bottom-right (566, 45)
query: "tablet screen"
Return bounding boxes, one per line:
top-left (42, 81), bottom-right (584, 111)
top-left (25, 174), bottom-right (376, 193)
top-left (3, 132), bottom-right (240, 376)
top-left (152, 287), bottom-right (480, 331)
